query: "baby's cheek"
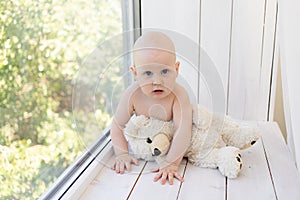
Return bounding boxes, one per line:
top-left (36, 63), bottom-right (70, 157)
top-left (163, 81), bottom-right (176, 91)
top-left (137, 78), bottom-right (151, 85)
top-left (142, 83), bottom-right (152, 90)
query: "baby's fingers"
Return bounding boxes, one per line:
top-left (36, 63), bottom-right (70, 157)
top-left (168, 173), bottom-right (174, 185)
top-left (153, 171), bottom-right (163, 182)
top-left (111, 161), bottom-right (116, 170)
top-left (151, 168), bottom-right (159, 173)
top-left (119, 161), bottom-right (125, 174)
top-left (125, 161), bottom-right (131, 172)
top-left (131, 157), bottom-right (139, 166)
top-left (161, 172), bottom-right (168, 185)
top-left (174, 172), bottom-right (184, 183)
top-left (112, 161), bottom-right (120, 173)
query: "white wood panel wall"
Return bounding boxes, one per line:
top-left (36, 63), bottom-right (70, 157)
top-left (141, 0), bottom-right (278, 121)
top-left (229, 0), bottom-right (269, 120)
top-left (279, 0), bottom-right (300, 170)
top-left (199, 0), bottom-right (231, 113)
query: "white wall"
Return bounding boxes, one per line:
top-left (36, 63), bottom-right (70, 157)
top-left (279, 0), bottom-right (300, 169)
top-left (141, 0), bottom-right (277, 120)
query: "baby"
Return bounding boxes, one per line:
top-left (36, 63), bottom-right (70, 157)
top-left (111, 31), bottom-right (192, 185)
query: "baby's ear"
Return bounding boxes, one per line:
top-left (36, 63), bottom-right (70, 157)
top-left (130, 66), bottom-right (137, 77)
top-left (175, 61), bottom-right (180, 75)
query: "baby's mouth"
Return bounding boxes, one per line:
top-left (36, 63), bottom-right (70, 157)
top-left (152, 89), bottom-right (164, 94)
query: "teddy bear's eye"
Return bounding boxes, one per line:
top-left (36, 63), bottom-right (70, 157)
top-left (146, 137), bottom-right (152, 144)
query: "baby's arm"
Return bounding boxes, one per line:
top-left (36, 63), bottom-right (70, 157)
top-left (153, 85), bottom-right (192, 184)
top-left (167, 88), bottom-right (192, 164)
top-left (111, 85), bottom-right (139, 173)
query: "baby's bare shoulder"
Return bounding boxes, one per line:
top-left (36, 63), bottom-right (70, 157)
top-left (173, 83), bottom-right (190, 101)
top-left (122, 82), bottom-right (141, 98)
top-left (118, 82), bottom-right (140, 105)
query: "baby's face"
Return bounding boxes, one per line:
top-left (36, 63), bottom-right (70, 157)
top-left (131, 49), bottom-right (179, 99)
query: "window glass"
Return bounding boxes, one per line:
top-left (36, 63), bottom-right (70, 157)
top-left (0, 0), bottom-right (128, 199)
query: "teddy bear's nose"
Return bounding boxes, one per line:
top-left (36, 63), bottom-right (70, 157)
top-left (153, 148), bottom-right (161, 156)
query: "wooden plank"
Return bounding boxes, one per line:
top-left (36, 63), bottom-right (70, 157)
top-left (199, 0), bottom-right (232, 110)
top-left (128, 159), bottom-right (187, 199)
top-left (78, 155), bottom-right (146, 200)
top-left (259, 0), bottom-right (278, 120)
top-left (227, 0), bottom-right (266, 120)
top-left (260, 122), bottom-right (300, 200)
top-left (74, 122), bottom-right (300, 200)
top-left (62, 142), bottom-right (113, 200)
top-left (227, 133), bottom-right (276, 200)
top-left (178, 163), bottom-right (226, 200)
top-left (267, 12), bottom-right (279, 122)
top-left (279, 0), bottom-right (300, 171)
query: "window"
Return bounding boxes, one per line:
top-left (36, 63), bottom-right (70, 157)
top-left (0, 0), bottom-right (139, 199)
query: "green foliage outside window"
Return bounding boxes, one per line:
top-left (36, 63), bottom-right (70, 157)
top-left (0, 0), bottom-right (124, 199)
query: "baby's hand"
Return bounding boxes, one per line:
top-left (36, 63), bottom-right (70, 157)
top-left (151, 163), bottom-right (184, 185)
top-left (112, 154), bottom-right (139, 174)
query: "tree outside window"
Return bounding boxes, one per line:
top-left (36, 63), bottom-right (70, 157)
top-left (0, 0), bottom-right (127, 199)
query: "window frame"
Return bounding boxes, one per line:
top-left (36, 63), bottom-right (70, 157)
top-left (40, 128), bottom-right (111, 200)
top-left (40, 0), bottom-right (141, 199)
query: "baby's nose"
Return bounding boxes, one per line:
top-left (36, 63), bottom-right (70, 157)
top-left (152, 74), bottom-right (162, 84)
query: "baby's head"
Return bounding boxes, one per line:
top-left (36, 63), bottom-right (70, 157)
top-left (133, 31), bottom-right (176, 65)
top-left (130, 32), bottom-right (180, 99)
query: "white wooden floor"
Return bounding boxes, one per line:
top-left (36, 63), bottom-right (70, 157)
top-left (74, 122), bottom-right (300, 200)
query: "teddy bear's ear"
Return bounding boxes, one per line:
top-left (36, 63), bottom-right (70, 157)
top-left (146, 137), bottom-right (152, 144)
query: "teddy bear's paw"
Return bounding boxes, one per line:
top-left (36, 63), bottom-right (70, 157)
top-left (222, 126), bottom-right (260, 150)
top-left (217, 147), bottom-right (242, 179)
top-left (240, 135), bottom-right (260, 150)
top-left (238, 127), bottom-right (260, 150)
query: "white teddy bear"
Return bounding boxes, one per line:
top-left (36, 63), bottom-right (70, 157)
top-left (124, 105), bottom-right (260, 178)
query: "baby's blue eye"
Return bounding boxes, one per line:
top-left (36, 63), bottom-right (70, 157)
top-left (144, 71), bottom-right (152, 76)
top-left (161, 69), bottom-right (169, 75)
